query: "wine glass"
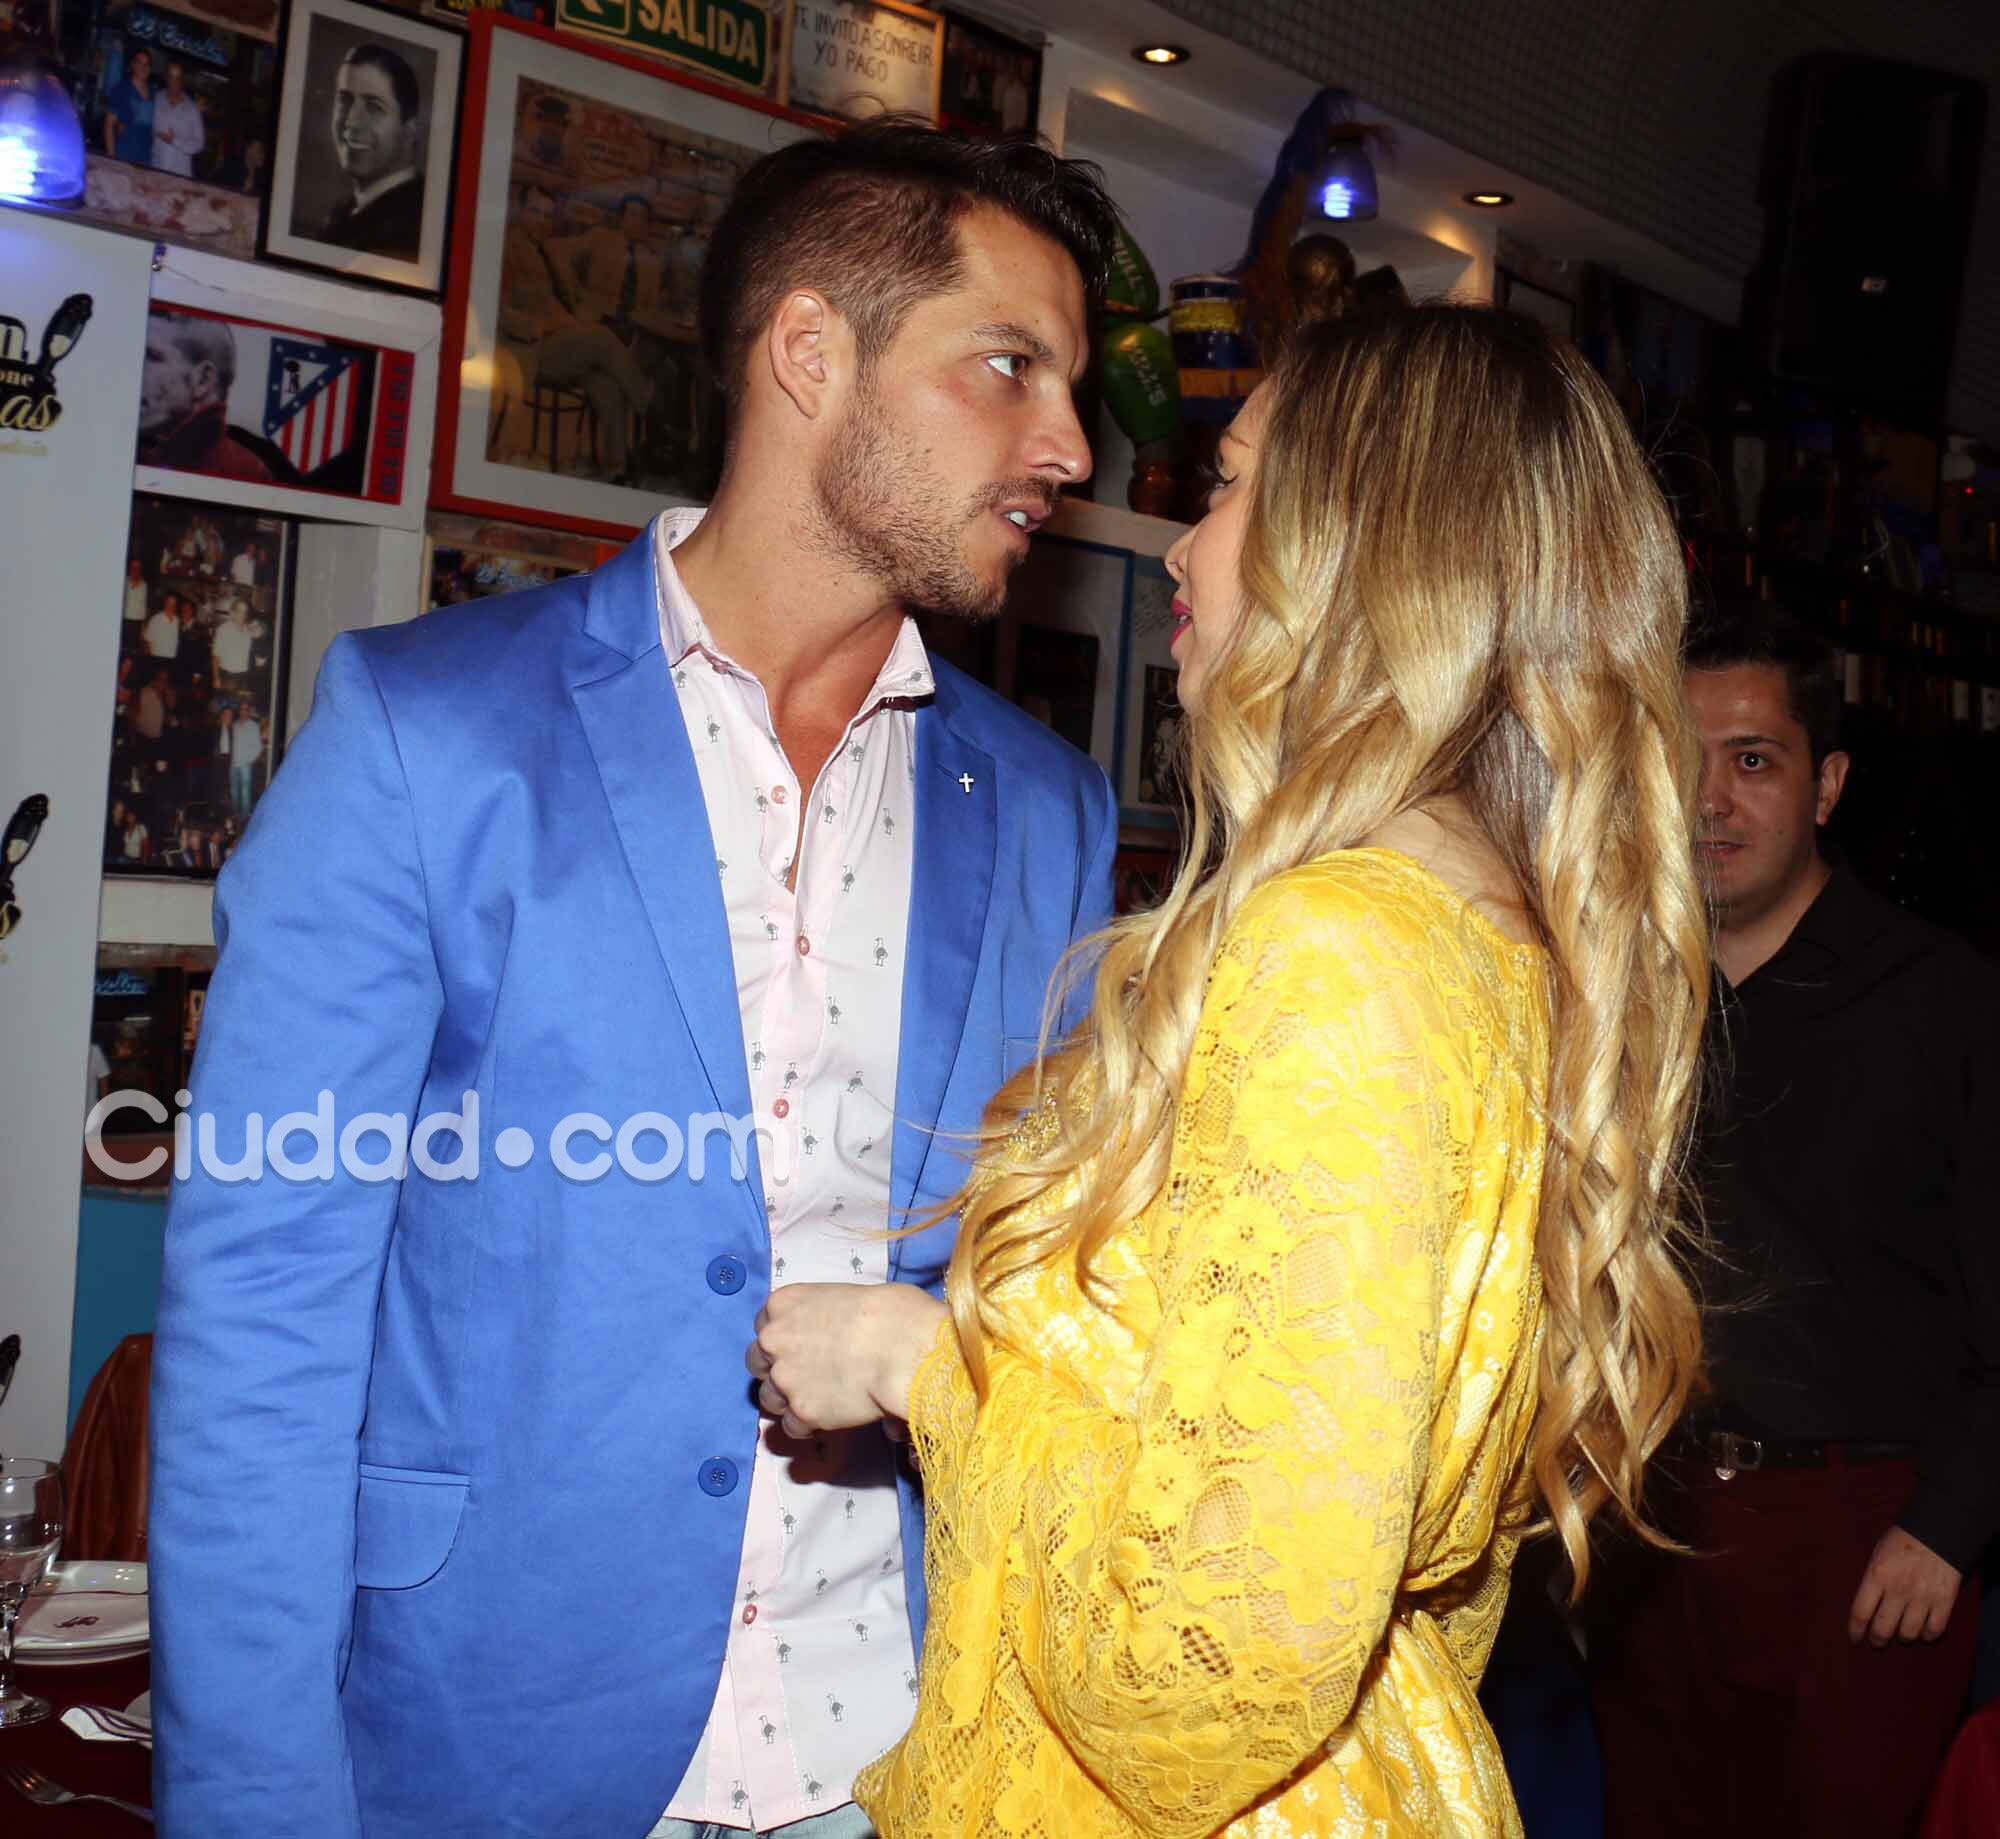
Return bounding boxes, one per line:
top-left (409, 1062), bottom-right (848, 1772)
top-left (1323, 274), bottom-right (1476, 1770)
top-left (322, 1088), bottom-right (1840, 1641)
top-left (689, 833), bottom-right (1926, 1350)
top-left (0, 1457), bottom-right (64, 1727)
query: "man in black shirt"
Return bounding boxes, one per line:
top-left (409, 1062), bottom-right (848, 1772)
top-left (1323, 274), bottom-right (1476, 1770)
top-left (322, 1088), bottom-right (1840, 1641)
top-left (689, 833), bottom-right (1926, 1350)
top-left (1594, 608), bottom-right (2000, 1837)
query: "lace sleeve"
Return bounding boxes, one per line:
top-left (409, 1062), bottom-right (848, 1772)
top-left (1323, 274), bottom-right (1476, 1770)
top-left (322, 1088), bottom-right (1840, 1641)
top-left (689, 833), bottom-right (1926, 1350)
top-left (906, 884), bottom-right (1450, 1834)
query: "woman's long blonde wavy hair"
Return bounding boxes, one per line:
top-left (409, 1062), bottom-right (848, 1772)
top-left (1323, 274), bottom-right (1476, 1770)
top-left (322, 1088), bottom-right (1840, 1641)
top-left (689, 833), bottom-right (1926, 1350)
top-left (945, 303), bottom-right (1709, 1593)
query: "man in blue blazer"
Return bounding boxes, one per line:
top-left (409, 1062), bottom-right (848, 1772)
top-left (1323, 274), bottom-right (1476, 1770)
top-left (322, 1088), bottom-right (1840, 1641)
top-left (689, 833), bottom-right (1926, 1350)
top-left (150, 123), bottom-right (1121, 1836)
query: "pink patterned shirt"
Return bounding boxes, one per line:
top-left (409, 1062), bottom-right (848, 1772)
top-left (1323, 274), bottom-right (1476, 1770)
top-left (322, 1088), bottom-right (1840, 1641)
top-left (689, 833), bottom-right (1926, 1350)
top-left (648, 509), bottom-right (929, 1832)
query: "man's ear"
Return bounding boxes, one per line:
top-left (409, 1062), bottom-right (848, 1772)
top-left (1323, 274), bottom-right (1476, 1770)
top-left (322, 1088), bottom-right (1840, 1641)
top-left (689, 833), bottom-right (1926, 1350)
top-left (762, 289), bottom-right (845, 422)
top-left (1815, 749), bottom-right (1851, 827)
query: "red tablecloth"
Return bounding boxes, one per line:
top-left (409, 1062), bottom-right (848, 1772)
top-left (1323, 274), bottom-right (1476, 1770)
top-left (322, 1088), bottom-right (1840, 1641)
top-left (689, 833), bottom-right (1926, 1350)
top-left (0, 1650), bottom-right (152, 1834)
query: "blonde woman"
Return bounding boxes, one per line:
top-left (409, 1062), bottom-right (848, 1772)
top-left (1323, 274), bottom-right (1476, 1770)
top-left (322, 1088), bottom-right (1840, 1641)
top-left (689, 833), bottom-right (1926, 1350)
top-left (749, 304), bottom-right (1710, 1835)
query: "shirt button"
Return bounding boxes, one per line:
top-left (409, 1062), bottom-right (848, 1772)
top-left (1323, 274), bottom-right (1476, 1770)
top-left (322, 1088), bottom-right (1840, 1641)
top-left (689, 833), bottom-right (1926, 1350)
top-left (705, 1255), bottom-right (745, 1295)
top-left (772, 1097), bottom-right (790, 1119)
top-left (742, 1603), bottom-right (758, 1625)
top-left (795, 934), bottom-right (810, 956)
top-left (772, 785), bottom-right (788, 804)
top-left (698, 1458), bottom-right (739, 1497)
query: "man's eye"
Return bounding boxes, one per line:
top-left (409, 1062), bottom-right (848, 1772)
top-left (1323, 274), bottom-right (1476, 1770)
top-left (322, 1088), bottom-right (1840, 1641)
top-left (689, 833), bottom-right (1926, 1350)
top-left (985, 353), bottom-right (1028, 381)
top-left (1739, 753), bottom-right (1766, 771)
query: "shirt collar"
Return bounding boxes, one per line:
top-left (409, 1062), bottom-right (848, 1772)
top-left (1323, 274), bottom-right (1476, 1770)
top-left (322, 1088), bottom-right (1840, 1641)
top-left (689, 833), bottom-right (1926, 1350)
top-left (1731, 863), bottom-right (1885, 998)
top-left (349, 167), bottom-right (419, 215)
top-left (1771, 863), bottom-right (1892, 969)
top-left (650, 508), bottom-right (935, 707)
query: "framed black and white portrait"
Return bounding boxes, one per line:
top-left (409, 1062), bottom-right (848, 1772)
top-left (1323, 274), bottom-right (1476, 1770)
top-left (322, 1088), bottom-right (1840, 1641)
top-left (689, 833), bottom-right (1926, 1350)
top-left (264, 0), bottom-right (463, 291)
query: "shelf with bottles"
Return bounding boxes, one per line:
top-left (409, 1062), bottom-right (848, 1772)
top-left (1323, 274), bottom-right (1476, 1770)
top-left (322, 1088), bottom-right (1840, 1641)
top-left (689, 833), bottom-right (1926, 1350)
top-left (1700, 404), bottom-right (2000, 604)
top-left (1717, 554), bottom-right (2000, 739)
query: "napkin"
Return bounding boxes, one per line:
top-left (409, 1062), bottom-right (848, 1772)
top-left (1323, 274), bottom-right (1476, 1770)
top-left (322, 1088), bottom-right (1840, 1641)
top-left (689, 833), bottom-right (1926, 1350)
top-left (61, 1703), bottom-right (153, 1746)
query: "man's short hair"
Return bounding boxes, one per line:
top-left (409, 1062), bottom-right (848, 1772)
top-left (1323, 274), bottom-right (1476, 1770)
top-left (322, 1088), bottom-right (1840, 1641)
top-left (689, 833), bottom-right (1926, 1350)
top-left (341, 44), bottom-right (421, 126)
top-left (1686, 603), bottom-right (1845, 765)
top-left (156, 310), bottom-right (238, 397)
top-left (698, 117), bottom-right (1119, 405)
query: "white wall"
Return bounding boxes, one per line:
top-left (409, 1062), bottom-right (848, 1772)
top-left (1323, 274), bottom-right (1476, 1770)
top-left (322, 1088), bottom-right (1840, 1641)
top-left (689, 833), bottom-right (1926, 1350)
top-left (0, 214), bottom-right (155, 1462)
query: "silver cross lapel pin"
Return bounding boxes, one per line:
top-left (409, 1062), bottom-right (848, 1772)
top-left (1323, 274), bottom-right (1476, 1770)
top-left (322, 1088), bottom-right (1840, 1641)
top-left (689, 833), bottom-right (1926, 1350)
top-left (957, 772), bottom-right (975, 794)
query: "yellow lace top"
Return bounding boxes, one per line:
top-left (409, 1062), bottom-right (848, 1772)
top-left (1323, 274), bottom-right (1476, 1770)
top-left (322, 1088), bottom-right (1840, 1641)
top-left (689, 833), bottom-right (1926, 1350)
top-left (856, 849), bottom-right (1552, 1838)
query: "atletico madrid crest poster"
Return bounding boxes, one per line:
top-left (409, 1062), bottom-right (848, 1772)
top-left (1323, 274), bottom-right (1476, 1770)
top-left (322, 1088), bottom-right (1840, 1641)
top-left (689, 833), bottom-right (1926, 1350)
top-left (134, 245), bottom-right (441, 530)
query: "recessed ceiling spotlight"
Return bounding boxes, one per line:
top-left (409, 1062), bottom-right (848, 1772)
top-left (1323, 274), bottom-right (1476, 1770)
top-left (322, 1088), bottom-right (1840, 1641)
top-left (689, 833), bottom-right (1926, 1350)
top-left (1133, 44), bottom-right (1191, 66)
top-left (1463, 190), bottom-right (1515, 207)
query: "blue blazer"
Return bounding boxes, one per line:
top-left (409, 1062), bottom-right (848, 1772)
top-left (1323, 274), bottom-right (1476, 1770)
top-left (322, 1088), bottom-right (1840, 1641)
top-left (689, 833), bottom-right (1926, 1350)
top-left (148, 528), bottom-right (1116, 1837)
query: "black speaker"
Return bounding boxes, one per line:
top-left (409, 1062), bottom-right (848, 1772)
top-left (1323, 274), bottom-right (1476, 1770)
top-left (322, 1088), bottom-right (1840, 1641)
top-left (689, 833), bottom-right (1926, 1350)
top-left (1750, 54), bottom-right (1987, 419)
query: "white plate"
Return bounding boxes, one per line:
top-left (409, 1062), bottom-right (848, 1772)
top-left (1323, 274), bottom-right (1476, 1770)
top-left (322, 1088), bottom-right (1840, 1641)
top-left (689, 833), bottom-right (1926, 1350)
top-left (17, 1561), bottom-right (148, 1658)
top-left (18, 1638), bottom-right (150, 1669)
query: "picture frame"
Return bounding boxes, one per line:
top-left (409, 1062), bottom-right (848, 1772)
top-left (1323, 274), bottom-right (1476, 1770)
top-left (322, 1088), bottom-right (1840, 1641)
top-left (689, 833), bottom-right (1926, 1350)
top-left (70, 155), bottom-right (264, 260)
top-left (61, 0), bottom-right (282, 253)
top-left (85, 945), bottom-right (216, 1190)
top-left (147, 0), bottom-right (278, 45)
top-left (992, 534), bottom-right (1129, 779)
top-left (937, 9), bottom-right (1038, 139)
top-left (264, 0), bottom-right (464, 292)
top-left (1112, 829), bottom-right (1177, 916)
top-left (1120, 554), bottom-right (1183, 818)
top-left (434, 13), bottom-right (811, 538)
top-left (106, 492), bottom-right (293, 883)
top-left (426, 0), bottom-right (552, 30)
top-left (423, 507), bottom-right (615, 608)
top-left (139, 244), bottom-right (441, 529)
top-left (779, 0), bottom-right (941, 126)
top-left (1496, 268), bottom-right (1573, 340)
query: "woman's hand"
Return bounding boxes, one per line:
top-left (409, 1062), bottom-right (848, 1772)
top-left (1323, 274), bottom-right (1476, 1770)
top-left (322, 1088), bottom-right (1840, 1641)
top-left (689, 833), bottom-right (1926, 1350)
top-left (746, 1282), bottom-right (950, 1441)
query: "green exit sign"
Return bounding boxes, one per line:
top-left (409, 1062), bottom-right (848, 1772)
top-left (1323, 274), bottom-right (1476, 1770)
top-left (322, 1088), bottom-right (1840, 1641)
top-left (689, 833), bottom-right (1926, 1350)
top-left (555, 0), bottom-right (771, 92)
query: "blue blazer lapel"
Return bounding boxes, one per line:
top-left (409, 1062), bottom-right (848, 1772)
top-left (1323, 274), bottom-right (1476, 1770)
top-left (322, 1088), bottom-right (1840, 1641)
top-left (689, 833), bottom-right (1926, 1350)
top-left (568, 531), bottom-right (757, 1159)
top-left (891, 679), bottom-right (995, 1245)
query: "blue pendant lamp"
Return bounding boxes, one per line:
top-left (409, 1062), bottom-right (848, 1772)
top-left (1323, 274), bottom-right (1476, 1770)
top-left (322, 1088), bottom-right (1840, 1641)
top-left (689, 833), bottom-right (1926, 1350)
top-left (1316, 129), bottom-right (1379, 223)
top-left (0, 51), bottom-right (88, 206)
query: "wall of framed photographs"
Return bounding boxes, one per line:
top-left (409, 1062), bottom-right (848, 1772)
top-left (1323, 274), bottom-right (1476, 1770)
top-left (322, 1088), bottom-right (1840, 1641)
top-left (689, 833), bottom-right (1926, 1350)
top-left (19, 0), bottom-right (1665, 1430)
top-left (6, 0), bottom-right (1843, 1483)
top-left (10, 0), bottom-right (1069, 1438)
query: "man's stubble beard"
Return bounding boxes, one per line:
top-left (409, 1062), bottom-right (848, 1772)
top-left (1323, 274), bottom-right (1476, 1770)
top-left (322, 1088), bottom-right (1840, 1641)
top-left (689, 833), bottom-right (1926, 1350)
top-left (808, 375), bottom-right (1016, 623)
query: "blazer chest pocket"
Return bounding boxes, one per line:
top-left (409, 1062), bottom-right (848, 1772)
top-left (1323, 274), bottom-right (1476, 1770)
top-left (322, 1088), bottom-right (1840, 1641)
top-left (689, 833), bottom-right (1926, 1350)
top-left (1000, 1033), bottom-right (1041, 1084)
top-left (999, 941), bottom-right (1060, 1087)
top-left (354, 1463), bottom-right (470, 1591)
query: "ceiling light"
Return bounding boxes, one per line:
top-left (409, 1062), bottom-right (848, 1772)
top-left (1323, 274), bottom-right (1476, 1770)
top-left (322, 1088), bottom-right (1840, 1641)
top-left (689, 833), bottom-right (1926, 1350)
top-left (1316, 137), bottom-right (1379, 222)
top-left (1132, 45), bottom-right (1190, 66)
top-left (1463, 191), bottom-right (1514, 208)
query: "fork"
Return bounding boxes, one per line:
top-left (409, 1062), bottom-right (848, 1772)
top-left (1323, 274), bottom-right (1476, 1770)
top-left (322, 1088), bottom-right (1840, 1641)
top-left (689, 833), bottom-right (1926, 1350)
top-left (2, 1763), bottom-right (154, 1822)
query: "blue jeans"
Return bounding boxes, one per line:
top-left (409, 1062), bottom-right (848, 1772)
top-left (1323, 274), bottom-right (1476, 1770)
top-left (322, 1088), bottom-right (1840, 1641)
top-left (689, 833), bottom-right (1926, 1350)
top-left (650, 1804), bottom-right (876, 1839)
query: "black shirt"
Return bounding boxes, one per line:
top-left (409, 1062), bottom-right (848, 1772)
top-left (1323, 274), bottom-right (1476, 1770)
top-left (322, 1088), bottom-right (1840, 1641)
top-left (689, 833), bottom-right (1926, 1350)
top-left (1699, 866), bottom-right (2000, 1572)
